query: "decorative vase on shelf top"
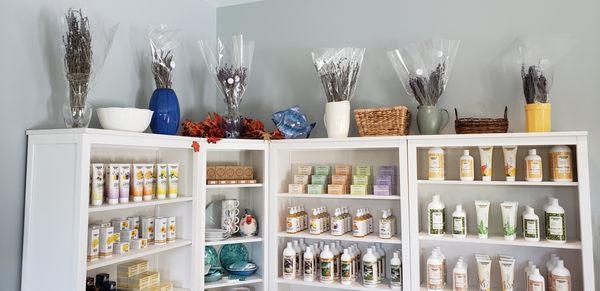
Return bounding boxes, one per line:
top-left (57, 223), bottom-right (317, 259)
top-left (525, 103), bottom-right (551, 132)
top-left (149, 88), bottom-right (180, 135)
top-left (324, 100), bottom-right (351, 138)
top-left (417, 105), bottom-right (449, 135)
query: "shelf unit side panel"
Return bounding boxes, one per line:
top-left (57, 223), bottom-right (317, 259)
top-left (576, 136), bottom-right (595, 291)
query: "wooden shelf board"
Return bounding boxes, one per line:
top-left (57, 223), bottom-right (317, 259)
top-left (87, 240), bottom-right (191, 270)
top-left (278, 231), bottom-right (401, 245)
top-left (204, 275), bottom-right (262, 289)
top-left (418, 233), bottom-right (581, 249)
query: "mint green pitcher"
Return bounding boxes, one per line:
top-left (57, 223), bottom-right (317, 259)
top-left (417, 105), bottom-right (449, 135)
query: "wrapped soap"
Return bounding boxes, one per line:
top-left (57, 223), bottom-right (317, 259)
top-left (374, 185), bottom-right (393, 196)
top-left (271, 105), bottom-right (316, 138)
top-left (376, 175), bottom-right (395, 186)
top-left (307, 184), bottom-right (326, 194)
top-left (297, 165), bottom-right (313, 175)
top-left (352, 175), bottom-right (371, 186)
top-left (328, 184), bottom-right (348, 195)
top-left (314, 165), bottom-right (331, 176)
top-left (288, 184), bottom-right (306, 194)
top-left (311, 175), bottom-right (328, 185)
top-left (379, 166), bottom-right (397, 177)
top-left (293, 174), bottom-right (310, 185)
top-left (355, 165), bottom-right (373, 176)
top-left (334, 164), bottom-right (352, 175)
top-left (350, 185), bottom-right (369, 195)
top-left (331, 175), bottom-right (349, 185)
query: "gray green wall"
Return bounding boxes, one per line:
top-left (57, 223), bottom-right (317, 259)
top-left (0, 1), bottom-right (216, 289)
top-left (217, 0), bottom-right (600, 286)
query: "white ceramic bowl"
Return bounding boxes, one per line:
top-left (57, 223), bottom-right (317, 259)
top-left (97, 107), bottom-right (153, 133)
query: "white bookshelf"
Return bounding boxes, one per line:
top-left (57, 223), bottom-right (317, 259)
top-left (407, 132), bottom-right (594, 291)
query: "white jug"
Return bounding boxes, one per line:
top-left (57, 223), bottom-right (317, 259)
top-left (324, 100), bottom-right (350, 138)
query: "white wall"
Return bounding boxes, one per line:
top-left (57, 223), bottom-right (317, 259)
top-left (0, 1), bottom-right (216, 289)
top-left (217, 0), bottom-right (600, 287)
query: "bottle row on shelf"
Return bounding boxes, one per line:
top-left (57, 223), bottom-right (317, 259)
top-left (90, 163), bottom-right (179, 207)
top-left (282, 239), bottom-right (402, 289)
top-left (426, 247), bottom-right (571, 291)
top-left (288, 164), bottom-right (397, 196)
top-left (428, 145), bottom-right (573, 182)
top-left (87, 216), bottom-right (177, 262)
top-left (427, 195), bottom-right (566, 243)
top-left (286, 205), bottom-right (397, 239)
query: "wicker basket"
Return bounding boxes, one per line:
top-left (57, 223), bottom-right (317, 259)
top-left (354, 106), bottom-right (411, 136)
top-left (455, 106), bottom-right (508, 134)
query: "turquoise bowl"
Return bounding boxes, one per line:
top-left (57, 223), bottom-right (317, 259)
top-left (219, 243), bottom-right (249, 267)
top-left (205, 246), bottom-right (219, 268)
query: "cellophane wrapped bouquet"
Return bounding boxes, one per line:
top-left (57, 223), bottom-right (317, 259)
top-left (199, 35), bottom-right (255, 138)
top-left (61, 8), bottom-right (118, 128)
top-left (149, 26), bottom-right (180, 89)
top-left (388, 37), bottom-right (460, 106)
top-left (312, 48), bottom-right (365, 103)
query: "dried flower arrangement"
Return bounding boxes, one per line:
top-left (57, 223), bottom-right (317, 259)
top-left (407, 63), bottom-right (447, 106)
top-left (312, 48), bottom-right (365, 103)
top-left (216, 65), bottom-right (248, 116)
top-left (63, 8), bottom-right (92, 126)
top-left (151, 44), bottom-right (174, 88)
top-left (521, 64), bottom-right (549, 104)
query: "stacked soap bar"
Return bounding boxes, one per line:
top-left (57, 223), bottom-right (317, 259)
top-left (288, 165), bottom-right (313, 194)
top-left (350, 165), bottom-right (372, 195)
top-left (117, 260), bottom-right (173, 291)
top-left (374, 166), bottom-right (397, 196)
top-left (309, 165), bottom-right (330, 194)
top-left (206, 165), bottom-right (256, 185)
top-left (328, 164), bottom-right (352, 194)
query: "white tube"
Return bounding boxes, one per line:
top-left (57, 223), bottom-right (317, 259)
top-left (502, 146), bottom-right (518, 182)
top-left (476, 256), bottom-right (492, 291)
top-left (500, 201), bottom-right (519, 240)
top-left (499, 258), bottom-right (515, 291)
top-left (479, 146), bottom-right (493, 182)
top-left (475, 200), bottom-right (490, 239)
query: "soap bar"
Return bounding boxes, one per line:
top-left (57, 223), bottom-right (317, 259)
top-left (288, 184), bottom-right (306, 194)
top-left (206, 166), bottom-right (216, 180)
top-left (376, 175), bottom-right (395, 186)
top-left (334, 164), bottom-right (352, 175)
top-left (379, 166), bottom-right (397, 177)
top-left (297, 165), bottom-right (313, 175)
top-left (352, 175), bottom-right (371, 186)
top-left (293, 174), bottom-right (310, 185)
top-left (355, 165), bottom-right (373, 176)
top-left (374, 185), bottom-right (393, 196)
top-left (311, 175), bottom-right (328, 185)
top-left (314, 165), bottom-right (331, 176)
top-left (307, 184), bottom-right (326, 194)
top-left (350, 185), bottom-right (369, 195)
top-left (331, 175), bottom-right (350, 185)
top-left (114, 241), bottom-right (130, 255)
top-left (328, 184), bottom-right (348, 195)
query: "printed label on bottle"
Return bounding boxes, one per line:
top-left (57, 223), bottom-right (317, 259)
top-left (283, 255), bottom-right (295, 278)
top-left (304, 258), bottom-right (314, 277)
top-left (391, 265), bottom-right (402, 286)
top-left (429, 209), bottom-right (445, 235)
top-left (310, 218), bottom-right (322, 234)
top-left (331, 218), bottom-right (345, 235)
top-left (341, 261), bottom-right (352, 281)
top-left (428, 154), bottom-right (444, 179)
top-left (524, 218), bottom-right (539, 238)
top-left (551, 152), bottom-right (573, 180)
top-left (286, 217), bottom-right (298, 233)
top-left (528, 281), bottom-right (543, 291)
top-left (353, 220), bottom-right (369, 237)
top-left (427, 264), bottom-right (443, 289)
top-left (379, 220), bottom-right (392, 238)
top-left (545, 212), bottom-right (566, 241)
top-left (527, 160), bottom-right (542, 179)
top-left (460, 160), bottom-right (473, 178)
top-left (554, 275), bottom-right (571, 291)
top-left (363, 261), bottom-right (378, 285)
top-left (452, 217), bottom-right (465, 235)
top-left (320, 259), bottom-right (334, 282)
top-left (453, 273), bottom-right (467, 290)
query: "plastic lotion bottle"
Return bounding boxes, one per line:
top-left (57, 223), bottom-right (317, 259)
top-left (459, 150), bottom-right (475, 181)
top-left (390, 251), bottom-right (402, 289)
top-left (428, 147), bottom-right (445, 180)
top-left (522, 206), bottom-right (540, 241)
top-left (293, 240), bottom-right (303, 276)
top-left (545, 198), bottom-right (566, 243)
top-left (546, 254), bottom-right (559, 291)
top-left (527, 268), bottom-right (545, 291)
top-left (479, 146), bottom-right (494, 182)
top-left (320, 245), bottom-right (334, 283)
top-left (500, 201), bottom-right (519, 241)
top-left (549, 145), bottom-right (573, 182)
top-left (525, 149), bottom-right (543, 182)
top-left (453, 257), bottom-right (468, 291)
top-left (428, 195), bottom-right (446, 236)
top-left (427, 249), bottom-right (444, 291)
top-left (502, 146), bottom-right (518, 181)
top-left (283, 242), bottom-right (296, 279)
top-left (303, 246), bottom-right (315, 282)
top-left (475, 200), bottom-right (490, 239)
top-left (452, 204), bottom-right (467, 238)
top-left (362, 248), bottom-right (379, 287)
top-left (551, 259), bottom-right (571, 291)
top-left (375, 243), bottom-right (386, 282)
top-left (340, 249), bottom-right (352, 285)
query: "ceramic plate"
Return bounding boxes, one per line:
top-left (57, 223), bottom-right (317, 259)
top-left (219, 243), bottom-right (249, 267)
top-left (205, 246), bottom-right (219, 268)
top-left (205, 201), bottom-right (221, 229)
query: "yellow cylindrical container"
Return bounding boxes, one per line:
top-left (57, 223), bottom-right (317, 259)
top-left (525, 103), bottom-right (551, 132)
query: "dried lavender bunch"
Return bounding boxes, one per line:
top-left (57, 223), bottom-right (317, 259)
top-left (216, 65), bottom-right (248, 116)
top-left (521, 64), bottom-right (548, 103)
top-left (315, 57), bottom-right (362, 102)
top-left (407, 62), bottom-right (447, 106)
top-left (151, 42), bottom-right (174, 88)
top-left (63, 8), bottom-right (92, 108)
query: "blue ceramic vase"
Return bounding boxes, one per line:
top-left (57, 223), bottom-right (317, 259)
top-left (149, 88), bottom-right (180, 135)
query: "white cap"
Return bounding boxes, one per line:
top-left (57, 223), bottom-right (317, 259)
top-left (529, 149), bottom-right (537, 155)
top-left (463, 149), bottom-right (470, 156)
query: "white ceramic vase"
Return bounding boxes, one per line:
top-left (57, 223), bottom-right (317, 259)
top-left (324, 100), bottom-right (350, 138)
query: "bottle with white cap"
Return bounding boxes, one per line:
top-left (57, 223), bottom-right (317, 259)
top-left (453, 256), bottom-right (468, 291)
top-left (551, 259), bottom-right (571, 291)
top-left (303, 246), bottom-right (315, 282)
top-left (428, 195), bottom-right (446, 236)
top-left (452, 204), bottom-right (467, 238)
top-left (545, 198), bottom-right (566, 243)
top-left (282, 242), bottom-right (296, 279)
top-left (390, 251), bottom-right (402, 289)
top-left (340, 248), bottom-right (352, 285)
top-left (320, 245), bottom-right (334, 283)
top-left (459, 149), bottom-right (475, 181)
top-left (362, 247), bottom-right (379, 287)
top-left (292, 240), bottom-right (303, 276)
top-left (329, 242), bottom-right (340, 280)
top-left (522, 206), bottom-right (540, 241)
top-left (525, 149), bottom-right (543, 182)
top-left (527, 268), bottom-right (545, 291)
